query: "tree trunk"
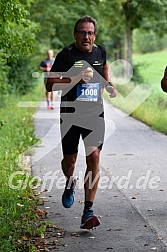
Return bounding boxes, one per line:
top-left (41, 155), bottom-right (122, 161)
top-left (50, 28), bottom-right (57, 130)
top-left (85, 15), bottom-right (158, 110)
top-left (124, 26), bottom-right (132, 66)
top-left (123, 0), bottom-right (133, 78)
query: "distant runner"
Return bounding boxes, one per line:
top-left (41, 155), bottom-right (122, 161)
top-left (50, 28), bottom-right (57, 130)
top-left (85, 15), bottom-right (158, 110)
top-left (39, 50), bottom-right (56, 109)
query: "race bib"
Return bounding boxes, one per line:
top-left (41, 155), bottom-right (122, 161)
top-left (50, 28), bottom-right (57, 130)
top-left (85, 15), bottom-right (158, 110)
top-left (76, 83), bottom-right (100, 101)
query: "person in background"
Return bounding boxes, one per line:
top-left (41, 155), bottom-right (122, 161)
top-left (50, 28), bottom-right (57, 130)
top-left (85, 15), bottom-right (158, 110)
top-left (39, 49), bottom-right (56, 109)
top-left (161, 66), bottom-right (167, 92)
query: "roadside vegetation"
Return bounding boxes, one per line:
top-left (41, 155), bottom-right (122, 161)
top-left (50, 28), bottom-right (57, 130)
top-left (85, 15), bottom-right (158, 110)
top-left (0, 84), bottom-right (45, 251)
top-left (105, 50), bottom-right (167, 134)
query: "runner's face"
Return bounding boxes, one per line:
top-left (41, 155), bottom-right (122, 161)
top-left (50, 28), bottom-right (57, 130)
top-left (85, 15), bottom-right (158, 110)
top-left (74, 22), bottom-right (96, 52)
top-left (47, 50), bottom-right (53, 59)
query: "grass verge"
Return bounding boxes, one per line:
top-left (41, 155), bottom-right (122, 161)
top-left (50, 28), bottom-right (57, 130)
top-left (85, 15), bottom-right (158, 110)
top-left (106, 50), bottom-right (167, 134)
top-left (0, 83), bottom-right (47, 251)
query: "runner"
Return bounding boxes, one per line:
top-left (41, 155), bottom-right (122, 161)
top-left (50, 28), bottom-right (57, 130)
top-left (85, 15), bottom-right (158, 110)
top-left (161, 66), bottom-right (167, 92)
top-left (39, 50), bottom-right (56, 109)
top-left (46, 15), bottom-right (117, 229)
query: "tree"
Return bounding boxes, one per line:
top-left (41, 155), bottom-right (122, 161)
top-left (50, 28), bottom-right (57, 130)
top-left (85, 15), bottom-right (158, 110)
top-left (0, 0), bottom-right (40, 95)
top-left (29, 0), bottom-right (102, 52)
top-left (0, 0), bottom-right (39, 61)
top-left (94, 0), bottom-right (167, 65)
top-left (122, 0), bottom-right (167, 65)
top-left (25, 0), bottom-right (167, 66)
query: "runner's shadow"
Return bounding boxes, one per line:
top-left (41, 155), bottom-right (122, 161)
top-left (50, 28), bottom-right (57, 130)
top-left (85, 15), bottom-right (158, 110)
top-left (78, 230), bottom-right (93, 236)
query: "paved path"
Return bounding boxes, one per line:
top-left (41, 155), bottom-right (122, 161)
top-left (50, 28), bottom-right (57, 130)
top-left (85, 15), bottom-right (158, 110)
top-left (32, 94), bottom-right (167, 252)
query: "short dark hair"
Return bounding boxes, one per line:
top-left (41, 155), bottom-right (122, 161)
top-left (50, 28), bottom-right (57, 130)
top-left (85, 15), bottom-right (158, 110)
top-left (74, 15), bottom-right (97, 33)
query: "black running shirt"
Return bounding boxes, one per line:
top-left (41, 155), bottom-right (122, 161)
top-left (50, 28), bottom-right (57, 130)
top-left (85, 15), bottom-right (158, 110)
top-left (51, 43), bottom-right (107, 117)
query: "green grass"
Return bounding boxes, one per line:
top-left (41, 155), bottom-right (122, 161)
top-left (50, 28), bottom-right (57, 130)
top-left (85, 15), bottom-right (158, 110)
top-left (106, 50), bottom-right (167, 134)
top-left (0, 83), bottom-right (44, 251)
top-left (133, 50), bottom-right (167, 86)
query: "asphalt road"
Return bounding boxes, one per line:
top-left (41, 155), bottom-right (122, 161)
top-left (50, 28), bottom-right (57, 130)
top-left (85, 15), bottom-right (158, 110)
top-left (32, 93), bottom-right (167, 252)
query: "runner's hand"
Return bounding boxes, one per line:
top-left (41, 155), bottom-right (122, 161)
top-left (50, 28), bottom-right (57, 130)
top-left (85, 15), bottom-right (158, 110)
top-left (81, 67), bottom-right (94, 82)
top-left (105, 85), bottom-right (117, 98)
top-left (46, 63), bottom-right (51, 72)
top-left (70, 67), bottom-right (94, 85)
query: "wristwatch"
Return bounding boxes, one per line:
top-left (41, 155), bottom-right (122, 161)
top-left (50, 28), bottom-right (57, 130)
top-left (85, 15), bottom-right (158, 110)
top-left (108, 81), bottom-right (114, 87)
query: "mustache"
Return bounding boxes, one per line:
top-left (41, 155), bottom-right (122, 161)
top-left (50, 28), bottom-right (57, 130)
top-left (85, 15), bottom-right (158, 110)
top-left (82, 39), bottom-right (90, 43)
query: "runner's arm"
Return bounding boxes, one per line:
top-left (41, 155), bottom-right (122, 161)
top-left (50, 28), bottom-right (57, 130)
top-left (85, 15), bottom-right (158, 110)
top-left (46, 69), bottom-right (94, 92)
top-left (161, 67), bottom-right (167, 92)
top-left (102, 63), bottom-right (117, 98)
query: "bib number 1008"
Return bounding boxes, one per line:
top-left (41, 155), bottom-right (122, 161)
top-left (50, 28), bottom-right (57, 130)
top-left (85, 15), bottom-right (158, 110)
top-left (81, 88), bottom-right (98, 96)
top-left (76, 83), bottom-right (100, 101)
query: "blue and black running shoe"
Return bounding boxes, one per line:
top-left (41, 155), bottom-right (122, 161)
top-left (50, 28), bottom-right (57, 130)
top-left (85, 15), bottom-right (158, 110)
top-left (62, 177), bottom-right (77, 208)
top-left (80, 209), bottom-right (100, 230)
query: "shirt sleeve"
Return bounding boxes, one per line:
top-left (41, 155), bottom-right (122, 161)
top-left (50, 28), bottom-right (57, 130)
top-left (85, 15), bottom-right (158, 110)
top-left (39, 60), bottom-right (46, 67)
top-left (50, 50), bottom-right (68, 73)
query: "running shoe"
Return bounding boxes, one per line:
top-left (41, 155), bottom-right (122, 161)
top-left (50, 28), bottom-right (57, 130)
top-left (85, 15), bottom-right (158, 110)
top-left (47, 100), bottom-right (52, 110)
top-left (80, 209), bottom-right (100, 230)
top-left (62, 177), bottom-right (77, 208)
top-left (51, 103), bottom-right (54, 109)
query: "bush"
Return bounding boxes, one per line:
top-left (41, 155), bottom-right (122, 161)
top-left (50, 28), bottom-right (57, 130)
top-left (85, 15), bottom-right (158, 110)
top-left (8, 56), bottom-right (37, 95)
top-left (131, 63), bottom-right (144, 85)
top-left (133, 29), bottom-right (167, 54)
top-left (0, 54), bottom-right (11, 107)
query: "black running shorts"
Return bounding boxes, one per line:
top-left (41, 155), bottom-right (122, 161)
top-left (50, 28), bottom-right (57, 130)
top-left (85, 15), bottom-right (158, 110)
top-left (60, 114), bottom-right (105, 155)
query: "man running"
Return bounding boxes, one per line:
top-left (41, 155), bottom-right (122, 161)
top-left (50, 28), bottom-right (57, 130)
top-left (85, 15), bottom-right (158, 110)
top-left (39, 49), bottom-right (56, 109)
top-left (46, 15), bottom-right (117, 229)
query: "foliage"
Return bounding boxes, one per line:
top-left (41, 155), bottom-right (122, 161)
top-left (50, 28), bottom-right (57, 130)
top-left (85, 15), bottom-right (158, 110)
top-left (0, 0), bottom-right (40, 61)
top-left (106, 50), bottom-right (167, 134)
top-left (133, 29), bottom-right (167, 54)
top-left (0, 85), bottom-right (44, 251)
top-left (131, 63), bottom-right (144, 84)
top-left (29, 0), bottom-right (102, 52)
top-left (7, 56), bottom-right (37, 95)
top-left (0, 0), bottom-right (40, 97)
top-left (0, 52), bottom-right (10, 100)
top-left (95, 0), bottom-right (167, 63)
top-left (1, 0), bottom-right (167, 94)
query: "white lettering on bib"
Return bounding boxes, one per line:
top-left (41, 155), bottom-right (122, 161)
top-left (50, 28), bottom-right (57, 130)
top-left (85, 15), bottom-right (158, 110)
top-left (76, 83), bottom-right (100, 101)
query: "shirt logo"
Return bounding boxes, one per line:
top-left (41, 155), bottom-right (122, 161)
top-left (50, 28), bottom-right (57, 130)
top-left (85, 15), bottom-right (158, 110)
top-left (74, 61), bottom-right (83, 68)
top-left (93, 61), bottom-right (101, 66)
